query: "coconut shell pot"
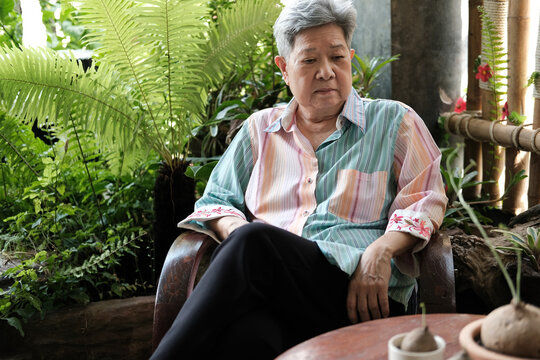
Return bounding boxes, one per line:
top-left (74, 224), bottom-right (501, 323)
top-left (459, 318), bottom-right (538, 360)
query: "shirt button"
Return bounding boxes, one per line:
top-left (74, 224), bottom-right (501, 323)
top-left (307, 177), bottom-right (313, 184)
top-left (303, 210), bottom-right (310, 217)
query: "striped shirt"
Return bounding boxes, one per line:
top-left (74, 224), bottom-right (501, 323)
top-left (179, 88), bottom-right (447, 306)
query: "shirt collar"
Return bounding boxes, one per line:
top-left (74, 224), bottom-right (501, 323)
top-left (264, 87), bottom-right (365, 133)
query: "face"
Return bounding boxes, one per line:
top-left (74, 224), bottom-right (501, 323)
top-left (275, 23), bottom-right (354, 121)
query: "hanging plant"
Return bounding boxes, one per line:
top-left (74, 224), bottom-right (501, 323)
top-left (478, 4), bottom-right (508, 122)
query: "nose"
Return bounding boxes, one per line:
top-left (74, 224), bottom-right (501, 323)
top-left (316, 59), bottom-right (335, 80)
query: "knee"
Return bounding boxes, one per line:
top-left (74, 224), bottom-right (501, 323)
top-left (212, 222), bottom-right (274, 260)
top-left (228, 222), bottom-right (273, 241)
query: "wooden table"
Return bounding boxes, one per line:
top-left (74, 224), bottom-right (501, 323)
top-left (276, 313), bottom-right (484, 360)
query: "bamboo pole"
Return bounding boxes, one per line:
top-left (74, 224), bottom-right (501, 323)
top-left (444, 113), bottom-right (540, 153)
top-left (530, 18), bottom-right (540, 206)
top-left (480, 0), bottom-right (508, 205)
top-left (504, 0), bottom-right (531, 214)
top-left (531, 99), bottom-right (540, 205)
top-left (464, 0), bottom-right (484, 201)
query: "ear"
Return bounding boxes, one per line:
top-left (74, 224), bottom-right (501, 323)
top-left (275, 56), bottom-right (289, 85)
top-left (349, 49), bottom-right (355, 60)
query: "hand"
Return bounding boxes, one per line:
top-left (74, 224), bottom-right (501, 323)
top-left (207, 216), bottom-right (249, 241)
top-left (346, 231), bottom-right (419, 323)
top-left (346, 241), bottom-right (392, 323)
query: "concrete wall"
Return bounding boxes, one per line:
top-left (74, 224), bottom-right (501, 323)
top-left (391, 1), bottom-right (467, 139)
top-left (351, 0), bottom-right (392, 99)
top-left (351, 1), bottom-right (467, 140)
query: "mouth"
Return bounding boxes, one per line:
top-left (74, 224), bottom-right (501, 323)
top-left (314, 88), bottom-right (336, 94)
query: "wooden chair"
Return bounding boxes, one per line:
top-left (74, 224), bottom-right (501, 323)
top-left (151, 230), bottom-right (455, 351)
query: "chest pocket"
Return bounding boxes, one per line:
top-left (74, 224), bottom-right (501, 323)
top-left (328, 169), bottom-right (388, 223)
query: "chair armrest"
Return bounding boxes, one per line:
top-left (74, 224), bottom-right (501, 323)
top-left (152, 231), bottom-right (217, 351)
top-left (417, 231), bottom-right (456, 313)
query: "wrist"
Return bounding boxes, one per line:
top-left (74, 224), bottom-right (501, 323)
top-left (374, 231), bottom-right (418, 258)
top-left (207, 216), bottom-right (247, 241)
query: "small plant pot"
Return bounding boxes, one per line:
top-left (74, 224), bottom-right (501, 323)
top-left (459, 318), bottom-right (534, 360)
top-left (388, 333), bottom-right (446, 360)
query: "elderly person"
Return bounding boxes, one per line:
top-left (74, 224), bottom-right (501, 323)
top-left (151, 0), bottom-right (447, 359)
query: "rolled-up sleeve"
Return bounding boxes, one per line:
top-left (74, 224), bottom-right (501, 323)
top-left (178, 121), bottom-right (254, 240)
top-left (386, 109), bottom-right (448, 276)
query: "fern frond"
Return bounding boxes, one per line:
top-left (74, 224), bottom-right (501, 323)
top-left (0, 112), bottom-right (46, 180)
top-left (200, 0), bottom-right (281, 89)
top-left (478, 5), bottom-right (508, 121)
top-left (0, 46), bottom-right (156, 159)
top-left (77, 0), bottom-right (152, 96)
top-left (138, 0), bottom-right (210, 151)
top-left (63, 233), bottom-right (144, 278)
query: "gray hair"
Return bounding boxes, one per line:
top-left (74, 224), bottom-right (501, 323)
top-left (273, 0), bottom-right (357, 60)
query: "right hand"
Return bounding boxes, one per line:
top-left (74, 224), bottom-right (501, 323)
top-left (207, 216), bottom-right (249, 241)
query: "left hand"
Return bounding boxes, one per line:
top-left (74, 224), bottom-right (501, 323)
top-left (346, 231), bottom-right (419, 323)
top-left (346, 240), bottom-right (392, 323)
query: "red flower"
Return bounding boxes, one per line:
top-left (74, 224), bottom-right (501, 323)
top-left (476, 64), bottom-right (493, 82)
top-left (502, 102), bottom-right (509, 119)
top-left (454, 97), bottom-right (466, 113)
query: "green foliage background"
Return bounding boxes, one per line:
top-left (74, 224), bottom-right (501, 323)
top-left (0, 0), bottom-right (285, 336)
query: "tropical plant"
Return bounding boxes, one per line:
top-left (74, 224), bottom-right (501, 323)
top-left (0, 0), bottom-right (22, 47)
top-left (440, 143), bottom-right (526, 230)
top-left (0, 0), bottom-right (280, 171)
top-left (0, 0), bottom-right (282, 271)
top-left (41, 0), bottom-right (88, 49)
top-left (352, 53), bottom-right (399, 98)
top-left (0, 117), bottom-right (156, 335)
top-left (478, 5), bottom-right (507, 122)
top-left (495, 227), bottom-right (540, 272)
top-left (448, 145), bottom-right (540, 359)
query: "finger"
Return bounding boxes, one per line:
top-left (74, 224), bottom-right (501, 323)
top-left (367, 292), bottom-right (381, 320)
top-left (347, 288), bottom-right (358, 324)
top-left (357, 293), bottom-right (370, 322)
top-left (379, 294), bottom-right (390, 318)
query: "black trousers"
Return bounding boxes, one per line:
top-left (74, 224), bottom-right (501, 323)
top-left (150, 223), bottom-right (415, 360)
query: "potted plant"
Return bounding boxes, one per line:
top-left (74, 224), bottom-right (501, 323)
top-left (0, 0), bottom-right (281, 272)
top-left (387, 303), bottom-right (446, 360)
top-left (446, 147), bottom-right (540, 359)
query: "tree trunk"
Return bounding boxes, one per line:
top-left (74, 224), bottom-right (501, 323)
top-left (153, 158), bottom-right (195, 276)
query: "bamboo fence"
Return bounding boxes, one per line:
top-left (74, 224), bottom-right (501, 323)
top-left (445, 0), bottom-right (540, 214)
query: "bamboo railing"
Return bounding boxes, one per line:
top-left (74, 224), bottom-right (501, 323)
top-left (444, 0), bottom-right (539, 213)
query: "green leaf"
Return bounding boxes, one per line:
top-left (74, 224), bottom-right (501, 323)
top-left (6, 317), bottom-right (24, 336)
top-left (508, 111), bottom-right (526, 126)
top-left (26, 294), bottom-right (42, 312)
top-left (0, 0), bottom-right (14, 21)
top-left (526, 71), bottom-right (540, 88)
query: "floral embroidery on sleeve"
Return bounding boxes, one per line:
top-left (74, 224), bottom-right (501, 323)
top-left (386, 210), bottom-right (433, 241)
top-left (185, 206), bottom-right (245, 221)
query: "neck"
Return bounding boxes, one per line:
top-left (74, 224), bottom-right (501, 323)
top-left (295, 110), bottom-right (338, 150)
